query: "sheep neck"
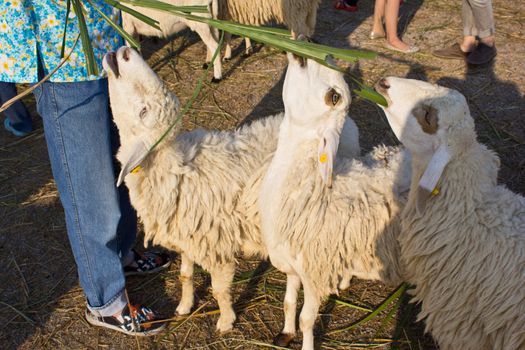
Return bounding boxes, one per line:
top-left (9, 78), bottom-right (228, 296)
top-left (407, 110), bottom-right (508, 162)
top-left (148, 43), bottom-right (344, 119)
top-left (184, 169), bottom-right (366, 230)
top-left (401, 141), bottom-right (499, 278)
top-left (259, 117), bottom-right (320, 248)
top-left (408, 141), bottom-right (494, 212)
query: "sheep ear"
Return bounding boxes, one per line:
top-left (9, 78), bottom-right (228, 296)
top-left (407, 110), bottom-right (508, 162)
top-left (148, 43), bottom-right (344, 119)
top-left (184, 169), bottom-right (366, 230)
top-left (117, 140), bottom-right (149, 187)
top-left (317, 128), bottom-right (340, 188)
top-left (416, 143), bottom-right (450, 213)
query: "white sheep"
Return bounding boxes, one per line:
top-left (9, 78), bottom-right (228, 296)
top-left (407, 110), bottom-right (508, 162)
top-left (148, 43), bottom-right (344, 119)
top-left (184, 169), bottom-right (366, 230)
top-left (122, 0), bottom-right (224, 82)
top-left (122, 0), bottom-right (323, 78)
top-left (102, 47), bottom-right (360, 332)
top-left (375, 77), bottom-right (525, 350)
top-left (218, 0), bottom-right (322, 58)
top-left (258, 54), bottom-right (411, 350)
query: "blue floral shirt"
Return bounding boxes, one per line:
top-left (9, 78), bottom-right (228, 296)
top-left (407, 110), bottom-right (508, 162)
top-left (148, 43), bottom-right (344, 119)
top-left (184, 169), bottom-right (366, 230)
top-left (0, 0), bottom-right (122, 83)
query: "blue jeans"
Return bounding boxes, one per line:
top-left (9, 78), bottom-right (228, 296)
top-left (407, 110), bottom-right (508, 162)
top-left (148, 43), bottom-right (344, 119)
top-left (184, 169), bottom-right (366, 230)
top-left (0, 82), bottom-right (33, 133)
top-left (33, 78), bottom-right (137, 316)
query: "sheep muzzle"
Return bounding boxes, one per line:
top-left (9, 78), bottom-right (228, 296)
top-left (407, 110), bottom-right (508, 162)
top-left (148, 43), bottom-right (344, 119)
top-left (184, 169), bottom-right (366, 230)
top-left (104, 52), bottom-right (120, 78)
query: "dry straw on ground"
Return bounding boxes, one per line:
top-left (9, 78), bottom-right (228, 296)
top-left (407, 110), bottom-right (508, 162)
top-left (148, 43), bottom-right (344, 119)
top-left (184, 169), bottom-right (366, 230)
top-left (1, 0), bottom-right (523, 349)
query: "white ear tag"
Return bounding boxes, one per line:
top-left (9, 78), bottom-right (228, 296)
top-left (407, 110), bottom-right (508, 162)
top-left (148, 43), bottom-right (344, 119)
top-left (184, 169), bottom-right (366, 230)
top-left (415, 143), bottom-right (449, 214)
top-left (117, 140), bottom-right (149, 187)
top-left (419, 143), bottom-right (450, 193)
top-left (318, 128), bottom-right (340, 188)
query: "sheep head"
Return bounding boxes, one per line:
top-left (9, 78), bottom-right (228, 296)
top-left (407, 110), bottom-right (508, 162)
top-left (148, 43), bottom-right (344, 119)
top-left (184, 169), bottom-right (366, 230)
top-left (103, 47), bottom-right (180, 185)
top-left (103, 46), bottom-right (180, 141)
top-left (375, 77), bottom-right (477, 210)
top-left (283, 53), bottom-right (351, 187)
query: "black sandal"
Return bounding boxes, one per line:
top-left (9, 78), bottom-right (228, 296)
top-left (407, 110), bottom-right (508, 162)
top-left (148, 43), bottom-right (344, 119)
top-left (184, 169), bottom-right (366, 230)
top-left (123, 249), bottom-right (171, 276)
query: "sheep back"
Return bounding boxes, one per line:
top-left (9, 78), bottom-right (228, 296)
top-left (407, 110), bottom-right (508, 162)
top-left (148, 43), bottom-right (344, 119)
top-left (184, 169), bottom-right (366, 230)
top-left (219, 0), bottom-right (322, 36)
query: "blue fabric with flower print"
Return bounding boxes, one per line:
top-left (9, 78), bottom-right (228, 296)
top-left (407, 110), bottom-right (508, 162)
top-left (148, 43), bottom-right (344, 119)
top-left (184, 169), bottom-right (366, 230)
top-left (0, 0), bottom-right (122, 83)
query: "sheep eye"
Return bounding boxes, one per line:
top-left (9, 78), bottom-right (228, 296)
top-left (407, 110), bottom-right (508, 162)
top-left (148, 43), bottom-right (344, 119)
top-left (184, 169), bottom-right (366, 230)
top-left (139, 107), bottom-right (147, 119)
top-left (326, 89), bottom-right (341, 106)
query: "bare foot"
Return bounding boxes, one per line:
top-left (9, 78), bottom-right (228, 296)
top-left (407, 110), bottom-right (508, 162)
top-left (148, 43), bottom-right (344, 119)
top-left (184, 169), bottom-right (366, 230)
top-left (460, 36), bottom-right (477, 52)
top-left (388, 39), bottom-right (410, 51)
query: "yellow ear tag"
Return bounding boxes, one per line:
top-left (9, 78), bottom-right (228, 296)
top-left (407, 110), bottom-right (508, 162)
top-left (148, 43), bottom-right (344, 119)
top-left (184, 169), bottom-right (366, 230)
top-left (319, 153), bottom-right (328, 164)
top-left (131, 165), bottom-right (142, 174)
top-left (431, 187), bottom-right (440, 196)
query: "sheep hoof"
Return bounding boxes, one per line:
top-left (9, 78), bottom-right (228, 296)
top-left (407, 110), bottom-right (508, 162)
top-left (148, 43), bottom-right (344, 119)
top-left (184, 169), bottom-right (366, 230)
top-left (242, 50), bottom-right (253, 58)
top-left (202, 63), bottom-right (210, 70)
top-left (211, 77), bottom-right (221, 84)
top-left (175, 305), bottom-right (192, 316)
top-left (216, 319), bottom-right (234, 334)
top-left (273, 333), bottom-right (295, 347)
top-left (223, 57), bottom-right (231, 62)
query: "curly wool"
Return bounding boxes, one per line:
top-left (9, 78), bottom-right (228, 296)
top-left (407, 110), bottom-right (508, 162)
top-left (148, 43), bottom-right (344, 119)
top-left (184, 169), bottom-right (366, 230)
top-left (123, 114), bottom-right (283, 270)
top-left (400, 141), bottom-right (525, 350)
top-left (273, 144), bottom-right (410, 299)
top-left (123, 114), bottom-right (359, 271)
top-left (218, 0), bottom-right (322, 36)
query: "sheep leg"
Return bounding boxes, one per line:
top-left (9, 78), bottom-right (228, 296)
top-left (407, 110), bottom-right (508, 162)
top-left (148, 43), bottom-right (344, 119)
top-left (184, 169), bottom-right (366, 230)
top-left (223, 32), bottom-right (232, 61)
top-left (305, 9), bottom-right (317, 37)
top-left (192, 24), bottom-right (223, 82)
top-left (175, 252), bottom-right (194, 315)
top-left (210, 263), bottom-right (236, 333)
top-left (243, 37), bottom-right (253, 57)
top-left (299, 280), bottom-right (320, 350)
top-left (274, 273), bottom-right (301, 347)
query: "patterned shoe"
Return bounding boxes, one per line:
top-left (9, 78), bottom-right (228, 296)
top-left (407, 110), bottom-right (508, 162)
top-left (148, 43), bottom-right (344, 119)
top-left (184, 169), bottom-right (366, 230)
top-left (124, 249), bottom-right (171, 276)
top-left (85, 304), bottom-right (167, 336)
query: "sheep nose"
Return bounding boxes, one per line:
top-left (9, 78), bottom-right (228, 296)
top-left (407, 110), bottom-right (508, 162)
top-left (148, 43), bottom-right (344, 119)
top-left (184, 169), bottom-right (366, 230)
top-left (378, 78), bottom-right (390, 90)
top-left (122, 47), bottom-right (131, 62)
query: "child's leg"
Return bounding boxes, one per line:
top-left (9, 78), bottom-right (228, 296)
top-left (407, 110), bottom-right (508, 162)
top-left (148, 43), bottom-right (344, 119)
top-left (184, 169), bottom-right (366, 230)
top-left (385, 0), bottom-right (409, 49)
top-left (372, 0), bottom-right (386, 35)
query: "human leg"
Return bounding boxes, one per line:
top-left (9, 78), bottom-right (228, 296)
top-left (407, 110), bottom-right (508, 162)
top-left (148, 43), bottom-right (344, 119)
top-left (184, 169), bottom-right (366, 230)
top-left (0, 82), bottom-right (33, 136)
top-left (33, 78), bottom-right (128, 315)
top-left (109, 120), bottom-right (138, 260)
top-left (384, 0), bottom-right (418, 52)
top-left (434, 0), bottom-right (496, 61)
top-left (33, 77), bottom-right (168, 334)
top-left (464, 0), bottom-right (496, 64)
top-left (463, 0), bottom-right (495, 42)
top-left (371, 0), bottom-right (386, 38)
top-left (461, 0), bottom-right (481, 52)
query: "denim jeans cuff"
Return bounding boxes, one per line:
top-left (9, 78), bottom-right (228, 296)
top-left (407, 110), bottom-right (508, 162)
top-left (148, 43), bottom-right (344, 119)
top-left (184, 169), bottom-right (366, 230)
top-left (87, 288), bottom-right (127, 317)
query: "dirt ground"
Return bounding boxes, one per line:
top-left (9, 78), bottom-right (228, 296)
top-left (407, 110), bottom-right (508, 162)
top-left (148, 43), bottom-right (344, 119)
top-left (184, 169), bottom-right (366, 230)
top-left (1, 0), bottom-right (523, 349)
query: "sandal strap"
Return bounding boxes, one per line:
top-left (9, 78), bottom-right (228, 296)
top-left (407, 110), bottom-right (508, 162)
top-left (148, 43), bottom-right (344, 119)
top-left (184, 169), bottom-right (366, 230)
top-left (124, 249), bottom-right (171, 276)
